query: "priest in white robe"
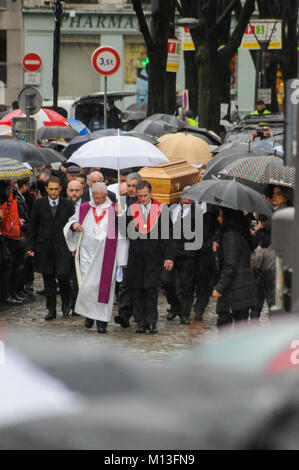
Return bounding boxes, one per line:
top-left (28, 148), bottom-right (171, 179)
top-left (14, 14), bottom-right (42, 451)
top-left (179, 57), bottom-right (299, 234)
top-left (63, 182), bottom-right (128, 333)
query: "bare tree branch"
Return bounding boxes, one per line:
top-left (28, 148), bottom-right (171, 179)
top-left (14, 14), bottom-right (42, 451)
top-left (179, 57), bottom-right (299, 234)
top-left (221, 0), bottom-right (255, 62)
top-left (216, 0), bottom-right (237, 27)
top-left (131, 0), bottom-right (154, 50)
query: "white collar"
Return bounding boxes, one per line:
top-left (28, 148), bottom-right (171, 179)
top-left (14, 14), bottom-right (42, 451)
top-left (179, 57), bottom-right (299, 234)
top-left (48, 197), bottom-right (59, 206)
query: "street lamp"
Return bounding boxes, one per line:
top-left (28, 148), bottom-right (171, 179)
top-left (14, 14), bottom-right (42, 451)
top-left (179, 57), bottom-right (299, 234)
top-left (52, 0), bottom-right (64, 110)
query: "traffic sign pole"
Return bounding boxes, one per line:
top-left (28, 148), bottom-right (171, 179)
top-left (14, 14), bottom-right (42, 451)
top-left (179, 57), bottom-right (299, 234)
top-left (104, 76), bottom-right (107, 129)
top-left (91, 46), bottom-right (121, 130)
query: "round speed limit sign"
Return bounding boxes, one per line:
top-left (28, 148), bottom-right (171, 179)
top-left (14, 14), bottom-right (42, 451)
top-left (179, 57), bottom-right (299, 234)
top-left (91, 46), bottom-right (121, 76)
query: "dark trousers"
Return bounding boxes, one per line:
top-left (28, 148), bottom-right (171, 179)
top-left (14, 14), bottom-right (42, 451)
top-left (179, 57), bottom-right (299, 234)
top-left (194, 251), bottom-right (216, 315)
top-left (217, 309), bottom-right (250, 328)
top-left (251, 268), bottom-right (275, 319)
top-left (70, 259), bottom-right (79, 312)
top-left (42, 273), bottom-right (71, 313)
top-left (118, 267), bottom-right (134, 322)
top-left (23, 255), bottom-right (34, 288)
top-left (132, 287), bottom-right (158, 328)
top-left (163, 258), bottom-right (195, 319)
top-left (1, 237), bottom-right (25, 298)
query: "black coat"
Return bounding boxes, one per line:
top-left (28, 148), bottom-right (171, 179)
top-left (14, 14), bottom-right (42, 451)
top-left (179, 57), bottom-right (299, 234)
top-left (27, 197), bottom-right (74, 275)
top-left (172, 203), bottom-right (197, 259)
top-left (16, 192), bottom-right (30, 235)
top-left (215, 227), bottom-right (256, 312)
top-left (81, 188), bottom-right (117, 204)
top-left (126, 202), bottom-right (174, 289)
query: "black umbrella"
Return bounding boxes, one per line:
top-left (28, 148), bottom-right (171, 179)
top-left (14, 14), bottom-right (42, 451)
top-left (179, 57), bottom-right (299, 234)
top-left (63, 128), bottom-right (158, 157)
top-left (134, 113), bottom-right (221, 144)
top-left (133, 113), bottom-right (186, 137)
top-left (181, 179), bottom-right (273, 216)
top-left (204, 143), bottom-right (280, 180)
top-left (39, 146), bottom-right (67, 163)
top-left (0, 136), bottom-right (48, 167)
top-left (124, 101), bottom-right (147, 121)
top-left (37, 126), bottom-right (79, 141)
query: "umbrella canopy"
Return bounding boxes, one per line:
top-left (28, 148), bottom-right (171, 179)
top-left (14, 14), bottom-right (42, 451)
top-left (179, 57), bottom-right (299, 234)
top-left (39, 146), bottom-right (67, 164)
top-left (220, 156), bottom-right (284, 183)
top-left (0, 108), bottom-right (69, 129)
top-left (63, 129), bottom-right (158, 157)
top-left (157, 132), bottom-right (212, 166)
top-left (261, 164), bottom-right (295, 188)
top-left (0, 136), bottom-right (49, 167)
top-left (204, 143), bottom-right (280, 180)
top-left (67, 118), bottom-right (90, 136)
top-left (37, 126), bottom-right (79, 142)
top-left (181, 179), bottom-right (273, 216)
top-left (133, 114), bottom-right (186, 137)
top-left (124, 101), bottom-right (147, 121)
top-left (68, 135), bottom-right (168, 169)
top-left (0, 157), bottom-right (32, 179)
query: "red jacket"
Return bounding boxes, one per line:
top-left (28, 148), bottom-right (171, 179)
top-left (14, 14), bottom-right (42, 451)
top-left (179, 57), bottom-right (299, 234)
top-left (0, 194), bottom-right (21, 240)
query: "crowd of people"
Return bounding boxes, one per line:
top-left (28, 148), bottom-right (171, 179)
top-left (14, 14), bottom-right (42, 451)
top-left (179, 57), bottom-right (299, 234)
top-left (0, 160), bottom-right (294, 334)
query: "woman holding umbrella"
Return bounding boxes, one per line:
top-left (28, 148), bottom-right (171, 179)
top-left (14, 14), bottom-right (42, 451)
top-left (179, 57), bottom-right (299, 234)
top-left (212, 208), bottom-right (257, 328)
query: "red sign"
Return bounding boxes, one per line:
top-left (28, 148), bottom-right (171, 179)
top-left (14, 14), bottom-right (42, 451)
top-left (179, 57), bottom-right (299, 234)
top-left (91, 46), bottom-right (120, 76)
top-left (23, 52), bottom-right (42, 72)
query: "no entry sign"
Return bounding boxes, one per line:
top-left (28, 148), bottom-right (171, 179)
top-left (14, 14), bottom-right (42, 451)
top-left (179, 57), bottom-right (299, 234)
top-left (91, 46), bottom-right (120, 76)
top-left (23, 52), bottom-right (42, 72)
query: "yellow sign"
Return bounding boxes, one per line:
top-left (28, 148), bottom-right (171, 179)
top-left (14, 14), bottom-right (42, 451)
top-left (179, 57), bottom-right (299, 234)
top-left (241, 20), bottom-right (282, 50)
top-left (166, 39), bottom-right (181, 73)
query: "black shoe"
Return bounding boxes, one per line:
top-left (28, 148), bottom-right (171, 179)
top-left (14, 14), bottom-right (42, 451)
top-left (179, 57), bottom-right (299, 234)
top-left (4, 296), bottom-right (23, 305)
top-left (72, 311), bottom-right (80, 317)
top-left (25, 283), bottom-right (33, 291)
top-left (61, 301), bottom-right (71, 317)
top-left (167, 310), bottom-right (177, 321)
top-left (85, 317), bottom-right (94, 328)
top-left (23, 287), bottom-right (34, 297)
top-left (36, 289), bottom-right (45, 295)
top-left (45, 311), bottom-right (56, 320)
top-left (136, 325), bottom-right (147, 334)
top-left (96, 320), bottom-right (107, 333)
top-left (14, 293), bottom-right (26, 302)
top-left (114, 315), bottom-right (130, 329)
top-left (148, 324), bottom-right (158, 334)
top-left (180, 317), bottom-right (190, 325)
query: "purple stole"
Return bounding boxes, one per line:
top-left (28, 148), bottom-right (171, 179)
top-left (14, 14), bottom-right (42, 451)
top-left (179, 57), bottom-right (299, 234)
top-left (79, 202), bottom-right (118, 304)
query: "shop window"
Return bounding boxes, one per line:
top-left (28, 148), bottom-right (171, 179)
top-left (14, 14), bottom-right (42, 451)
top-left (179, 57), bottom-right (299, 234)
top-left (124, 43), bottom-right (147, 85)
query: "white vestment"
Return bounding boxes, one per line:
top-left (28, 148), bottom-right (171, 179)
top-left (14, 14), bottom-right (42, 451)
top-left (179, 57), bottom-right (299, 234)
top-left (63, 199), bottom-right (128, 322)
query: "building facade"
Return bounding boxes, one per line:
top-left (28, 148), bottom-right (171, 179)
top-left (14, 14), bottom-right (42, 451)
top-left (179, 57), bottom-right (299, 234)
top-left (0, 0), bottom-right (257, 113)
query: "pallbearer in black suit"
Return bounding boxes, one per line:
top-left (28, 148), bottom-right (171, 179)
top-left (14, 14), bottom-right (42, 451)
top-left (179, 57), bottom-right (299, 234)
top-left (27, 176), bottom-right (75, 320)
top-left (126, 181), bottom-right (174, 334)
top-left (114, 172), bottom-right (141, 328)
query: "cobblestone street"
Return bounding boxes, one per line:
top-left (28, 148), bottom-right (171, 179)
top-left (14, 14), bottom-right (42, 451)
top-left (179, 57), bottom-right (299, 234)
top-left (0, 276), bottom-right (220, 363)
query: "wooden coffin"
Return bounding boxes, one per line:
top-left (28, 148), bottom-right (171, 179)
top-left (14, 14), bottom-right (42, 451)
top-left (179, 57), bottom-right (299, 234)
top-left (138, 159), bottom-right (199, 204)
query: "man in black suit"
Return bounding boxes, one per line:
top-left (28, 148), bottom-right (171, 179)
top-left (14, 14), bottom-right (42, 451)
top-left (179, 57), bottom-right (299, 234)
top-left (125, 180), bottom-right (174, 334)
top-left (114, 172), bottom-right (141, 328)
top-left (81, 170), bottom-right (116, 203)
top-left (27, 176), bottom-right (75, 320)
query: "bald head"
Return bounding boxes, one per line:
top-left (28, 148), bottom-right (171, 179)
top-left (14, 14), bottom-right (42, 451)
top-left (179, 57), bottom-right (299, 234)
top-left (88, 171), bottom-right (104, 188)
top-left (67, 179), bottom-right (83, 202)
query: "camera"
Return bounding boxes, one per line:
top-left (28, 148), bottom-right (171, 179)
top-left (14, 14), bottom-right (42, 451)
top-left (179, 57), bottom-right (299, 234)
top-left (256, 129), bottom-right (264, 137)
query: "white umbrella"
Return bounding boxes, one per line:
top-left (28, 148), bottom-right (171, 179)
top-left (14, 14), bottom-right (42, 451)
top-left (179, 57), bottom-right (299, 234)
top-left (68, 135), bottom-right (169, 194)
top-left (68, 134), bottom-right (169, 170)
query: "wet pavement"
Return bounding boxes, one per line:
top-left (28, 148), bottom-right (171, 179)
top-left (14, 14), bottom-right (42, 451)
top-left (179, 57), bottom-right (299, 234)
top-left (0, 275), bottom-right (269, 363)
